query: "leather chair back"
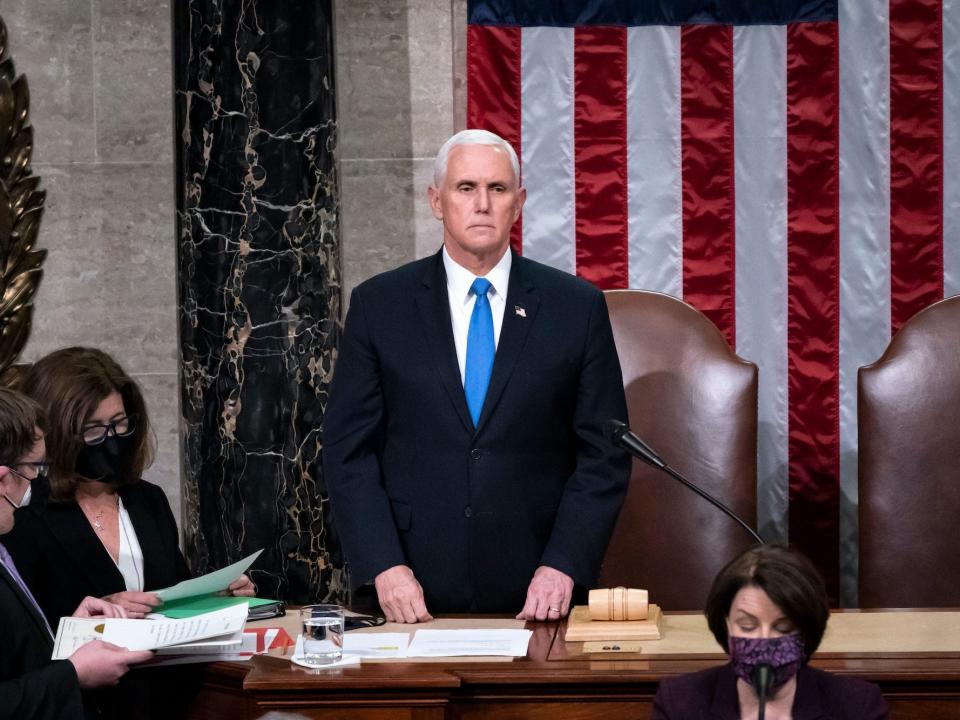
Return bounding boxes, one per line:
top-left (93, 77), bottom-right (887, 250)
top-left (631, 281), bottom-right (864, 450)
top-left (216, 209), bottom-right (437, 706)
top-left (600, 290), bottom-right (758, 610)
top-left (858, 295), bottom-right (960, 607)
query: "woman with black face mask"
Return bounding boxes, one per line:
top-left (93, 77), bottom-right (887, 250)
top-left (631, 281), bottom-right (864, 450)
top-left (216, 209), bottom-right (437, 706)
top-left (651, 545), bottom-right (888, 720)
top-left (4, 347), bottom-right (255, 627)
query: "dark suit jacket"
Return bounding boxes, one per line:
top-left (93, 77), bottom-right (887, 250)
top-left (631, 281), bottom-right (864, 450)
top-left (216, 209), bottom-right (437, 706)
top-left (323, 250), bottom-right (631, 613)
top-left (0, 561), bottom-right (86, 720)
top-left (5, 480), bottom-right (190, 629)
top-left (651, 663), bottom-right (889, 719)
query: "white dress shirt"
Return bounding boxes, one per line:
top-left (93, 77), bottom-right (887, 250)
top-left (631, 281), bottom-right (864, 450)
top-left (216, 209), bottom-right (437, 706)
top-left (442, 245), bottom-right (511, 384)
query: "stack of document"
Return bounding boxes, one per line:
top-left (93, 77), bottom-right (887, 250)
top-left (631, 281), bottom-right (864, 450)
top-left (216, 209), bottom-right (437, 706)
top-left (52, 603), bottom-right (249, 660)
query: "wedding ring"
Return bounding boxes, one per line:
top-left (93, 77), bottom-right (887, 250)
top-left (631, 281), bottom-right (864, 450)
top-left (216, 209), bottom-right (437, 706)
top-left (548, 606), bottom-right (560, 612)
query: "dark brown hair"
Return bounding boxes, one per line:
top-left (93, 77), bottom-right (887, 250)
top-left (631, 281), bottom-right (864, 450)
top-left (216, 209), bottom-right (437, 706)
top-left (704, 544), bottom-right (830, 659)
top-left (22, 347), bottom-right (153, 501)
top-left (0, 387), bottom-right (45, 467)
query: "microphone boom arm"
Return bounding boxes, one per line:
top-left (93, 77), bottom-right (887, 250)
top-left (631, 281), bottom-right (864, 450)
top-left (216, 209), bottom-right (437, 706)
top-left (607, 419), bottom-right (764, 546)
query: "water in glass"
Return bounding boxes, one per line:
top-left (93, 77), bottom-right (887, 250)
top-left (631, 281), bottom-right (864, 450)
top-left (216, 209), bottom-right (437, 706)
top-left (300, 606), bottom-right (343, 665)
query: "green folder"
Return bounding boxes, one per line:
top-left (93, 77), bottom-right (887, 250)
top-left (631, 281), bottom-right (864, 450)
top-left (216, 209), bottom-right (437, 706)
top-left (157, 594), bottom-right (279, 619)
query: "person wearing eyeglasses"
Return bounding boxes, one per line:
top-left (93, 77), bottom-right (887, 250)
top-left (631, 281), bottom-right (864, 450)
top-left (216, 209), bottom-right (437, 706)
top-left (4, 347), bottom-right (255, 628)
top-left (0, 386), bottom-right (153, 720)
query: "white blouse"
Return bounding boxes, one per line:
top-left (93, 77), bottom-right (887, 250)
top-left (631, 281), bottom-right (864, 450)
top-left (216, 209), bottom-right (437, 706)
top-left (114, 498), bottom-right (145, 592)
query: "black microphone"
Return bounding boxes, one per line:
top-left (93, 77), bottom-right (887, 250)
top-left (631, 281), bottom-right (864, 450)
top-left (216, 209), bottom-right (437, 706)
top-left (606, 420), bottom-right (764, 545)
top-left (752, 663), bottom-right (773, 720)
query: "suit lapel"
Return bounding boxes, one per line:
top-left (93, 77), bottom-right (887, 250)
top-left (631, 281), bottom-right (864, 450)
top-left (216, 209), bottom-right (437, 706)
top-left (47, 501), bottom-right (125, 596)
top-left (415, 251), bottom-right (475, 434)
top-left (0, 560), bottom-right (53, 645)
top-left (475, 253), bottom-right (540, 434)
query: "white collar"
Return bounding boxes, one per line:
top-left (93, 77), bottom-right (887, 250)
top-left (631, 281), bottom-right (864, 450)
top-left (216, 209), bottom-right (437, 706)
top-left (442, 245), bottom-right (512, 305)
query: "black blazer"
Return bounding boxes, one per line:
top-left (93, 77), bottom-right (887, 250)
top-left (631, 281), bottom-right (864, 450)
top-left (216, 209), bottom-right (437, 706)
top-left (651, 663), bottom-right (889, 719)
top-left (5, 480), bottom-right (190, 628)
top-left (323, 250), bottom-right (631, 613)
top-left (0, 560), bottom-right (86, 720)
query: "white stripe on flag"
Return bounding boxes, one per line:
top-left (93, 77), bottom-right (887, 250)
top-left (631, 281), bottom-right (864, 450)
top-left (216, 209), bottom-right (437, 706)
top-left (626, 26), bottom-right (682, 296)
top-left (732, 25), bottom-right (789, 546)
top-left (521, 27), bottom-right (576, 275)
top-left (945, 0), bottom-right (960, 297)
top-left (838, 0), bottom-right (892, 605)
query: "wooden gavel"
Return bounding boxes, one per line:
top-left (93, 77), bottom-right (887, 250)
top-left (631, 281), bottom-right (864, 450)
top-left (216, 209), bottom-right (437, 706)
top-left (588, 587), bottom-right (649, 621)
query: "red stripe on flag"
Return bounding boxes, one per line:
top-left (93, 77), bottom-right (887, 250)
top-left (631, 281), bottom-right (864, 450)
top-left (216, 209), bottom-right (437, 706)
top-left (680, 25), bottom-right (736, 346)
top-left (785, 22), bottom-right (841, 602)
top-left (573, 27), bottom-right (628, 289)
top-left (467, 25), bottom-right (524, 254)
top-left (889, 0), bottom-right (944, 332)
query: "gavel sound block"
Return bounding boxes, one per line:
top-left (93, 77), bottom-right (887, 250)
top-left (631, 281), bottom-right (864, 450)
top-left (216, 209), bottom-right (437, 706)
top-left (563, 587), bottom-right (662, 641)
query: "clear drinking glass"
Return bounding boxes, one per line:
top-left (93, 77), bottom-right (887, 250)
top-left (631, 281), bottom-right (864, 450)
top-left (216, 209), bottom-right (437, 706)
top-left (299, 604), bottom-right (344, 665)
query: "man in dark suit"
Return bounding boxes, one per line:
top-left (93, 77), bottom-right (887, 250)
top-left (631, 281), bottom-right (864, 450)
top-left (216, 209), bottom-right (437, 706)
top-left (323, 129), bottom-right (631, 623)
top-left (0, 388), bottom-right (150, 720)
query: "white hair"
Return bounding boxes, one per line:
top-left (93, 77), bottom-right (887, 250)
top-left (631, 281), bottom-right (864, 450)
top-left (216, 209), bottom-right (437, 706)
top-left (433, 129), bottom-right (521, 186)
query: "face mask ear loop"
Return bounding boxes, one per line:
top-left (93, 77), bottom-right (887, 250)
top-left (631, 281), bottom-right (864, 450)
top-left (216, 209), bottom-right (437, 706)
top-left (0, 467), bottom-right (20, 510)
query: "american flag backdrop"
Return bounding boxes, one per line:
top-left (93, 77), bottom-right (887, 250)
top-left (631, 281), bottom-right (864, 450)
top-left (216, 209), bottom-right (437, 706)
top-left (466, 0), bottom-right (960, 603)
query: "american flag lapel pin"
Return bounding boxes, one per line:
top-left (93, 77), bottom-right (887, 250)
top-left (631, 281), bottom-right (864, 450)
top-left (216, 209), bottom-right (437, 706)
top-left (514, 305), bottom-right (526, 318)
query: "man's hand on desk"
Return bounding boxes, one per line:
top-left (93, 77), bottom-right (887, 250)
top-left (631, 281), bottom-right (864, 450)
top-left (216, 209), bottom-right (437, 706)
top-left (375, 564), bottom-right (434, 623)
top-left (516, 565), bottom-right (573, 621)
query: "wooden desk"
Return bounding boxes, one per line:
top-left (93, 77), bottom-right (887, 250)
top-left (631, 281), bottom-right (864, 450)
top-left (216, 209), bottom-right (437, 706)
top-left (188, 610), bottom-right (960, 719)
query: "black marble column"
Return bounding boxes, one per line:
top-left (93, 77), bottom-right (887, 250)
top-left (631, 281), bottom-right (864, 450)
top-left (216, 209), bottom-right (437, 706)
top-left (173, 0), bottom-right (344, 603)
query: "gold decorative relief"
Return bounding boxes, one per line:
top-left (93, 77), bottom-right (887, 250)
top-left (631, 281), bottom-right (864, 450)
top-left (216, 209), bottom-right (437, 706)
top-left (0, 16), bottom-right (46, 386)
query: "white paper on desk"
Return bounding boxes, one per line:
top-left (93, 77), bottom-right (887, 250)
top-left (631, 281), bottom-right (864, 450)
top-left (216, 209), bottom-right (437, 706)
top-left (406, 629), bottom-right (532, 657)
top-left (154, 549), bottom-right (262, 601)
top-left (51, 604), bottom-right (248, 658)
top-left (342, 633), bottom-right (410, 658)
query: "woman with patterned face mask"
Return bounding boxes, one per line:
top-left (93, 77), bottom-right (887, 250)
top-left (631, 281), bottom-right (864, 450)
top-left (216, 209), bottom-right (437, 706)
top-left (652, 545), bottom-right (888, 720)
top-left (4, 347), bottom-right (255, 628)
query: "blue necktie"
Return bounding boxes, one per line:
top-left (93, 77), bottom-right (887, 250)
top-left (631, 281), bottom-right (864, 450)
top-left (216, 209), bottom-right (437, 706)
top-left (465, 278), bottom-right (494, 426)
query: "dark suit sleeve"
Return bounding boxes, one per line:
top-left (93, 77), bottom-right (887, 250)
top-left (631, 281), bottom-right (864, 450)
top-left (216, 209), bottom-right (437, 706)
top-left (323, 287), bottom-right (407, 588)
top-left (538, 290), bottom-right (631, 587)
top-left (0, 660), bottom-right (85, 720)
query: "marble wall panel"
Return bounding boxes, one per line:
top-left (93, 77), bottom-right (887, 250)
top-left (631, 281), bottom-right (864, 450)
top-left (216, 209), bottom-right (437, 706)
top-left (175, 0), bottom-right (344, 603)
top-left (340, 159), bottom-right (418, 297)
top-left (0, 1), bottom-right (95, 163)
top-left (23, 164), bottom-right (177, 374)
top-left (95, 47), bottom-right (173, 163)
top-left (335, 1), bottom-right (412, 161)
top-left (414, 158), bottom-right (444, 259)
top-left (135, 372), bottom-right (181, 513)
top-left (336, 0), bottom-right (455, 298)
top-left (451, 0), bottom-right (468, 133)
top-left (95, 0), bottom-right (171, 51)
top-left (408, 0), bottom-right (454, 158)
